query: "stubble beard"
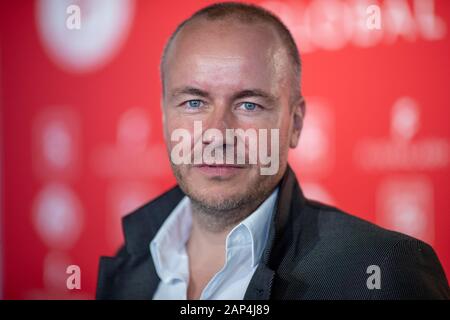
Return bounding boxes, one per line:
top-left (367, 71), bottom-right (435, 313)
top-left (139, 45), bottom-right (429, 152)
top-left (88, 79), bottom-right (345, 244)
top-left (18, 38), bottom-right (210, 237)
top-left (170, 162), bottom-right (283, 232)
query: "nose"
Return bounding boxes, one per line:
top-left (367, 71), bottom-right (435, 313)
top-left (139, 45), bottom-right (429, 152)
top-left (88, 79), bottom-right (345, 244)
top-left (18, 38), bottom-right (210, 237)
top-left (202, 102), bottom-right (235, 145)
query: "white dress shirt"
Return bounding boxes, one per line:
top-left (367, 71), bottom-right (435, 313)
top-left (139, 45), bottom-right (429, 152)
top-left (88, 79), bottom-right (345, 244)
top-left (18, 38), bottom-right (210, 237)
top-left (150, 188), bottom-right (279, 300)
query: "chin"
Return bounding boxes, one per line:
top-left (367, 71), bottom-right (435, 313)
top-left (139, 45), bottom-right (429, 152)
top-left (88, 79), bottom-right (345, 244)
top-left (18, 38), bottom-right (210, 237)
top-left (198, 183), bottom-right (242, 200)
top-left (190, 191), bottom-right (249, 211)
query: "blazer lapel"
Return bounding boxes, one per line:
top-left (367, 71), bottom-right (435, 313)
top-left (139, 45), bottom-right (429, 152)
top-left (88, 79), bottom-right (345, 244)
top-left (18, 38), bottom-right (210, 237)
top-left (97, 186), bottom-right (185, 299)
top-left (244, 165), bottom-right (306, 300)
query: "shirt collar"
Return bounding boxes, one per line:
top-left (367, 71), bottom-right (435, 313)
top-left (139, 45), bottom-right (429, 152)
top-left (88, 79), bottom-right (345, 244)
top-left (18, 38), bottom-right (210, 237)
top-left (150, 187), bottom-right (279, 281)
top-left (227, 188), bottom-right (279, 267)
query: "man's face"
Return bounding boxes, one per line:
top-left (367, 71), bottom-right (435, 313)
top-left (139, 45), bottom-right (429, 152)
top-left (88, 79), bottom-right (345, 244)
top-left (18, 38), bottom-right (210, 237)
top-left (162, 19), bottom-right (302, 211)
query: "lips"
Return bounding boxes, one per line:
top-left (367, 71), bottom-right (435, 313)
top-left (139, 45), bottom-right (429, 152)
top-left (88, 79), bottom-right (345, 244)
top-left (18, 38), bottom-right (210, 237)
top-left (194, 164), bottom-right (245, 177)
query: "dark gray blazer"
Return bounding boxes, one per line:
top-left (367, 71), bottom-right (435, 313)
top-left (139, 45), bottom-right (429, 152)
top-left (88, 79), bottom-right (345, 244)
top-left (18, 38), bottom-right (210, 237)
top-left (96, 166), bottom-right (449, 299)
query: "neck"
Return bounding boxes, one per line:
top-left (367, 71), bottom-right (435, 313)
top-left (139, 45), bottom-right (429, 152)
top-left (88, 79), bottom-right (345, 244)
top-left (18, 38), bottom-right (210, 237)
top-left (191, 197), bottom-right (262, 232)
top-left (186, 199), bottom-right (255, 249)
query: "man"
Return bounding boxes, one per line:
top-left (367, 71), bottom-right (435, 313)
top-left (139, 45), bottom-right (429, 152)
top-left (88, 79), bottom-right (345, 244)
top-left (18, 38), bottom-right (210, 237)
top-left (96, 2), bottom-right (449, 299)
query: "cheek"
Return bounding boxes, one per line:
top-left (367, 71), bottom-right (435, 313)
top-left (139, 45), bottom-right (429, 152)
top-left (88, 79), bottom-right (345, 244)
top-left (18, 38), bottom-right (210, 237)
top-left (165, 112), bottom-right (190, 134)
top-left (164, 117), bottom-right (197, 151)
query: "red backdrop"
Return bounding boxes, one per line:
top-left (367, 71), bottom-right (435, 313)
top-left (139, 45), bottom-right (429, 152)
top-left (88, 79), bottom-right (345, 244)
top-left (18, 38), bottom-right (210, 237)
top-left (1, 0), bottom-right (449, 299)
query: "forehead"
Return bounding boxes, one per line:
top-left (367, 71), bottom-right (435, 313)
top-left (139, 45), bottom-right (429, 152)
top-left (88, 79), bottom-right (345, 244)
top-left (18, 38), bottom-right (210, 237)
top-left (164, 18), bottom-right (290, 94)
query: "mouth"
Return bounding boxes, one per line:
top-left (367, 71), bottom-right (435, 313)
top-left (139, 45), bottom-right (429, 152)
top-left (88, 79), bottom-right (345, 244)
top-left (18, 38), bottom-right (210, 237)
top-left (193, 164), bottom-right (246, 178)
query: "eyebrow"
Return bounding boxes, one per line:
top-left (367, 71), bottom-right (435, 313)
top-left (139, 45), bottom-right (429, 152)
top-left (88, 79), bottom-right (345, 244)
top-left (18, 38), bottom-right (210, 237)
top-left (170, 86), bottom-right (210, 99)
top-left (231, 89), bottom-right (278, 105)
top-left (170, 86), bottom-right (278, 104)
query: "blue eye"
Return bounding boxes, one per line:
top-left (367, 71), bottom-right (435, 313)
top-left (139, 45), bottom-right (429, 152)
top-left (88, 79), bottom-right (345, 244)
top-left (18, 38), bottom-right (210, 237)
top-left (186, 100), bottom-right (202, 108)
top-left (241, 102), bottom-right (257, 111)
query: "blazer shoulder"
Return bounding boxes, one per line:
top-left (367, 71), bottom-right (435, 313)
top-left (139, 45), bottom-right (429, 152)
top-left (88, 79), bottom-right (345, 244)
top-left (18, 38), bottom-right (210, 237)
top-left (306, 199), bottom-right (418, 245)
top-left (299, 199), bottom-right (449, 299)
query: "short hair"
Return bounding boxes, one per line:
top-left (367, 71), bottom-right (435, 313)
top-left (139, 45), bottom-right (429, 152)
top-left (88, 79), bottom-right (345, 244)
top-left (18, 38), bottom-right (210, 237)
top-left (160, 2), bottom-right (302, 104)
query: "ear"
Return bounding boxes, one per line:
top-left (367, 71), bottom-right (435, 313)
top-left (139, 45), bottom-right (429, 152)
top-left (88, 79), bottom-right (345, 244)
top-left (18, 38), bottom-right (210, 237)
top-left (289, 97), bottom-right (305, 149)
top-left (161, 97), bottom-right (168, 143)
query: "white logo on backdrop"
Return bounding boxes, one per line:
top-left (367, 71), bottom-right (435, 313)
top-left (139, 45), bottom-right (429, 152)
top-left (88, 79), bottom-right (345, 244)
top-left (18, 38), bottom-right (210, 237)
top-left (354, 96), bottom-right (449, 170)
top-left (262, 0), bottom-right (446, 53)
top-left (91, 107), bottom-right (168, 178)
top-left (32, 108), bottom-right (80, 179)
top-left (33, 183), bottom-right (83, 250)
top-left (41, 119), bottom-right (74, 170)
top-left (391, 97), bottom-right (420, 141)
top-left (376, 176), bottom-right (434, 244)
top-left (36, 0), bottom-right (135, 72)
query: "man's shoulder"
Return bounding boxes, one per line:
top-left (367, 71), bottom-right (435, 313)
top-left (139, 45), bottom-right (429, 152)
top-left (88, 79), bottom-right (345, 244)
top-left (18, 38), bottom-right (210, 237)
top-left (300, 198), bottom-right (436, 262)
top-left (306, 199), bottom-right (411, 244)
top-left (284, 199), bottom-right (449, 299)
